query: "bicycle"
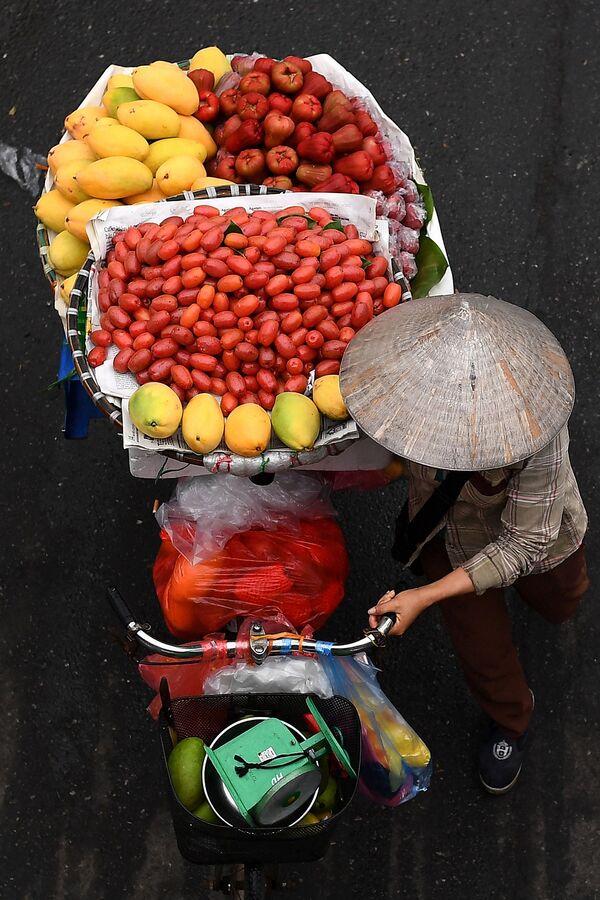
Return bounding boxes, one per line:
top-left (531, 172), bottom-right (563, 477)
top-left (109, 587), bottom-right (396, 899)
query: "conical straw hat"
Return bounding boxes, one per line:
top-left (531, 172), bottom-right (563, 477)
top-left (340, 294), bottom-right (575, 471)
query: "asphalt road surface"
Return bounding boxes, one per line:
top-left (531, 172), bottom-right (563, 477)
top-left (1, 1), bottom-right (599, 898)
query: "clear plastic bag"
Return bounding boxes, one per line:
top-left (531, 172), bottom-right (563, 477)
top-left (156, 472), bottom-right (333, 567)
top-left (321, 655), bottom-right (432, 806)
top-left (204, 656), bottom-right (333, 698)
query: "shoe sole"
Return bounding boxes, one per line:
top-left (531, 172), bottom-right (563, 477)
top-left (479, 765), bottom-right (523, 795)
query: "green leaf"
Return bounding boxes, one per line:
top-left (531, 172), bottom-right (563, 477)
top-left (411, 235), bottom-right (448, 299)
top-left (360, 256), bottom-right (371, 270)
top-left (276, 214), bottom-right (317, 228)
top-left (224, 221), bottom-right (243, 236)
top-left (323, 218), bottom-right (344, 233)
top-left (416, 182), bottom-right (434, 227)
top-left (47, 367), bottom-right (77, 391)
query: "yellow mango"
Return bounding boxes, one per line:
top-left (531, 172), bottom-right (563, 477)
top-left (189, 47), bottom-right (231, 85)
top-left (129, 383), bottom-right (182, 439)
top-left (182, 394), bottom-right (224, 454)
top-left (224, 404), bottom-right (272, 457)
top-left (87, 123), bottom-right (149, 161)
top-left (54, 159), bottom-right (93, 203)
top-left (77, 157), bottom-right (153, 199)
top-left (132, 63), bottom-right (198, 115)
top-left (65, 198), bottom-right (122, 241)
top-left (34, 189), bottom-right (75, 233)
top-left (190, 175), bottom-right (233, 191)
top-left (58, 272), bottom-right (78, 304)
top-left (48, 230), bottom-right (90, 276)
top-left (123, 179), bottom-right (165, 205)
top-left (271, 393), bottom-right (321, 451)
top-left (176, 116), bottom-right (217, 157)
top-left (64, 105), bottom-right (107, 140)
top-left (107, 74), bottom-right (135, 91)
top-left (91, 117), bottom-right (120, 130)
top-left (117, 100), bottom-right (180, 140)
top-left (157, 155), bottom-right (206, 195)
top-left (312, 375), bottom-right (348, 421)
top-left (144, 138), bottom-right (207, 174)
top-left (48, 139), bottom-right (96, 175)
top-left (102, 86), bottom-right (140, 118)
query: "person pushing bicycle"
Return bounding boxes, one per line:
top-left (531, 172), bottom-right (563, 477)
top-left (341, 293), bottom-right (589, 795)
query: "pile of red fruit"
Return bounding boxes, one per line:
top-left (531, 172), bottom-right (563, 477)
top-left (186, 53), bottom-right (426, 279)
top-left (88, 203), bottom-right (404, 413)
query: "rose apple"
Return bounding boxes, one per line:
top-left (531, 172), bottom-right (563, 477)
top-left (311, 173), bottom-right (359, 194)
top-left (236, 91), bottom-right (269, 120)
top-left (318, 91), bottom-right (356, 132)
top-left (266, 145), bottom-right (299, 176)
top-left (194, 90), bottom-right (220, 122)
top-left (268, 92), bottom-right (293, 114)
top-left (188, 68), bottom-right (215, 93)
top-left (403, 201), bottom-right (427, 230)
top-left (354, 109), bottom-right (378, 136)
top-left (239, 71), bottom-right (271, 95)
top-left (301, 70), bottom-right (333, 98)
top-left (222, 115), bottom-right (243, 141)
top-left (215, 155), bottom-right (241, 183)
top-left (331, 124), bottom-right (364, 153)
top-left (333, 150), bottom-right (374, 182)
top-left (220, 88), bottom-right (241, 117)
top-left (263, 112), bottom-right (296, 149)
top-left (292, 122), bottom-right (317, 147)
top-left (254, 57), bottom-right (276, 74)
top-left (271, 61), bottom-right (304, 94)
top-left (283, 55), bottom-right (312, 74)
top-left (235, 148), bottom-right (267, 181)
top-left (225, 119), bottom-right (264, 153)
top-left (263, 175), bottom-right (294, 189)
top-left (296, 162), bottom-right (333, 187)
top-left (362, 136), bottom-right (387, 166)
top-left (291, 93), bottom-right (322, 123)
top-left (363, 163), bottom-right (397, 194)
top-left (296, 131), bottom-right (335, 163)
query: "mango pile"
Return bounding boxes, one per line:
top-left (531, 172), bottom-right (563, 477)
top-left (35, 48), bottom-right (233, 282)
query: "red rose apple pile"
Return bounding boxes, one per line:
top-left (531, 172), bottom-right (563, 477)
top-left (87, 203), bottom-right (404, 412)
top-left (187, 53), bottom-right (426, 280)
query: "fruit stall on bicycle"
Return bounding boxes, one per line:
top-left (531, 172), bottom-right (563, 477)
top-left (36, 46), bottom-right (453, 897)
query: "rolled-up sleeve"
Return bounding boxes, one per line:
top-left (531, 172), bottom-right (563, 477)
top-left (462, 430), bottom-right (568, 594)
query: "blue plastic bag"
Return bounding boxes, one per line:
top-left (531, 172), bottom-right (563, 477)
top-left (322, 654), bottom-right (432, 806)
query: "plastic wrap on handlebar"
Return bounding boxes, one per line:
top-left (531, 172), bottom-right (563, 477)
top-left (107, 586), bottom-right (135, 626)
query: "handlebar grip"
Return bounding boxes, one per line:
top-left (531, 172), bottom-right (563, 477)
top-left (107, 586), bottom-right (135, 627)
top-left (378, 611), bottom-right (397, 634)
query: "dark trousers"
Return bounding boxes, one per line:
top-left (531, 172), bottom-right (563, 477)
top-left (419, 538), bottom-right (589, 736)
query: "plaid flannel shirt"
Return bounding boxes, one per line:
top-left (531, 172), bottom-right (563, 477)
top-left (405, 425), bottom-right (588, 594)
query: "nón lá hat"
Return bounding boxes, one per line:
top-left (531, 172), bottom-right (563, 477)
top-left (340, 293), bottom-right (575, 471)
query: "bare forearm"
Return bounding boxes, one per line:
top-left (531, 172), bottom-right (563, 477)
top-left (368, 567), bottom-right (475, 636)
top-left (416, 566), bottom-right (475, 608)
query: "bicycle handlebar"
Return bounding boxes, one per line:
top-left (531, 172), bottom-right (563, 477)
top-left (107, 586), bottom-right (397, 661)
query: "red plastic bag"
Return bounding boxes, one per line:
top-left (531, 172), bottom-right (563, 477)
top-left (153, 517), bottom-right (348, 639)
top-left (153, 473), bottom-right (348, 640)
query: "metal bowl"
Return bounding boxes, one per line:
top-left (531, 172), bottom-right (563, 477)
top-left (202, 716), bottom-right (319, 829)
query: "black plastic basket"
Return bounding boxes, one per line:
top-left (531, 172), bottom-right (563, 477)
top-left (160, 693), bottom-right (361, 865)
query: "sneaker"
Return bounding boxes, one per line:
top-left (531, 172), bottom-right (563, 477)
top-left (478, 692), bottom-right (534, 795)
top-left (478, 725), bottom-right (529, 794)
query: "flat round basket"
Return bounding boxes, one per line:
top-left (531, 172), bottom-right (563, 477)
top-left (64, 183), bottom-right (363, 474)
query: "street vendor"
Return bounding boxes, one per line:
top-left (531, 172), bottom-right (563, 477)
top-left (340, 293), bottom-right (589, 795)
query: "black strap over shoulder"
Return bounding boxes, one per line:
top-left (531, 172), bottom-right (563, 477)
top-left (392, 471), bottom-right (472, 569)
